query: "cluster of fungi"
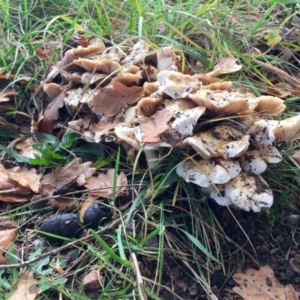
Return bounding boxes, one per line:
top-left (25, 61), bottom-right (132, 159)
top-left (39, 38), bottom-right (300, 213)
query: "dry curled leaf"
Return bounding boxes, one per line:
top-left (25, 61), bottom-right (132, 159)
top-left (8, 271), bottom-right (40, 300)
top-left (85, 169), bottom-right (128, 199)
top-left (38, 89), bottom-right (66, 133)
top-left (92, 82), bottom-right (144, 117)
top-left (83, 267), bottom-right (103, 289)
top-left (207, 56), bottom-right (242, 77)
top-left (40, 158), bottom-right (96, 196)
top-left (139, 109), bottom-right (173, 143)
top-left (9, 166), bottom-right (41, 193)
top-left (233, 266), bottom-right (298, 300)
top-left (0, 228), bottom-right (17, 264)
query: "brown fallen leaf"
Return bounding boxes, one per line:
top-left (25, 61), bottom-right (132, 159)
top-left (38, 89), bottom-right (66, 133)
top-left (15, 137), bottom-right (41, 159)
top-left (0, 194), bottom-right (29, 203)
top-left (233, 266), bottom-right (298, 300)
top-left (85, 169), bottom-right (127, 199)
top-left (207, 56), bottom-right (242, 77)
top-left (9, 166), bottom-right (41, 193)
top-left (8, 271), bottom-right (40, 300)
top-left (92, 82), bottom-right (144, 117)
top-left (0, 228), bottom-right (17, 264)
top-left (139, 109), bottom-right (173, 143)
top-left (83, 267), bottom-right (103, 289)
top-left (89, 118), bottom-right (121, 137)
top-left (40, 158), bottom-right (96, 196)
top-left (0, 164), bottom-right (31, 202)
top-left (49, 197), bottom-right (77, 211)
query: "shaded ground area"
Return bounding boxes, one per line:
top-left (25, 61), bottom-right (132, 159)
top-left (130, 203), bottom-right (300, 300)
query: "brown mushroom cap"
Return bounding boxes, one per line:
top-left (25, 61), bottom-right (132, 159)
top-left (183, 125), bottom-right (250, 159)
top-left (247, 114), bottom-right (300, 145)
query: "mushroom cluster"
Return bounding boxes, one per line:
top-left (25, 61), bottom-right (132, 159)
top-left (40, 38), bottom-right (300, 212)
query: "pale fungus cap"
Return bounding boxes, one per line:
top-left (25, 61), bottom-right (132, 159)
top-left (224, 172), bottom-right (273, 212)
top-left (157, 71), bottom-right (200, 99)
top-left (239, 144), bottom-right (282, 175)
top-left (189, 90), bottom-right (255, 116)
top-left (247, 114), bottom-right (300, 145)
top-left (182, 125), bottom-right (250, 159)
top-left (176, 159), bottom-right (241, 187)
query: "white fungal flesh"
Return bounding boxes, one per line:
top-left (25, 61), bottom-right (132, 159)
top-left (224, 172), bottom-right (273, 212)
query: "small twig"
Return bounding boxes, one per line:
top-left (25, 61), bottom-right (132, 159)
top-left (0, 218), bottom-right (122, 270)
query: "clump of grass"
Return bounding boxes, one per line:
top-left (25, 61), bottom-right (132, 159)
top-left (1, 0), bottom-right (300, 299)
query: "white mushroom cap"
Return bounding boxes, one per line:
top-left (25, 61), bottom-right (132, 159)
top-left (247, 114), bottom-right (300, 145)
top-left (157, 71), bottom-right (200, 99)
top-left (176, 159), bottom-right (241, 187)
top-left (224, 172), bottom-right (273, 212)
top-left (161, 106), bottom-right (206, 146)
top-left (183, 125), bottom-right (250, 159)
top-left (239, 144), bottom-right (282, 175)
top-left (115, 124), bottom-right (141, 150)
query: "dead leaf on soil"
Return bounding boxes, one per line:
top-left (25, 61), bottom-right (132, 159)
top-left (9, 166), bottom-right (41, 193)
top-left (83, 267), bottom-right (103, 289)
top-left (0, 228), bottom-right (17, 264)
top-left (49, 197), bottom-right (77, 211)
top-left (85, 169), bottom-right (127, 199)
top-left (40, 158), bottom-right (96, 195)
top-left (139, 109), bottom-right (173, 143)
top-left (92, 82), bottom-right (144, 117)
top-left (233, 265), bottom-right (298, 300)
top-left (89, 118), bottom-right (121, 137)
top-left (15, 138), bottom-right (40, 159)
top-left (8, 271), bottom-right (40, 300)
top-left (207, 56), bottom-right (242, 77)
top-left (0, 164), bottom-right (31, 202)
top-left (38, 89), bottom-right (66, 133)
top-left (68, 116), bottom-right (92, 133)
top-left (266, 83), bottom-right (300, 98)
